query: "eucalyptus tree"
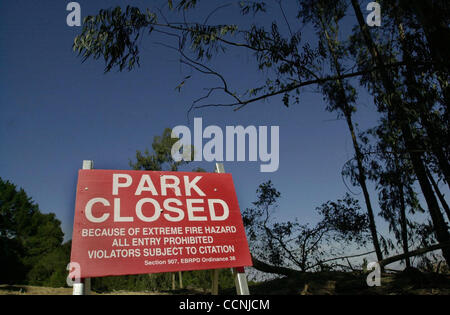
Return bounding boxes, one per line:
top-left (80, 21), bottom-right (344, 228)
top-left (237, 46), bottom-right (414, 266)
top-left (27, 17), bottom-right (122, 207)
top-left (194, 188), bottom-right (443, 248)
top-left (348, 0), bottom-right (450, 264)
top-left (298, 0), bottom-right (383, 262)
top-left (243, 181), bottom-right (370, 274)
top-left (380, 1), bottom-right (450, 189)
top-left (72, 1), bottom-right (395, 110)
top-left (361, 118), bottom-right (425, 268)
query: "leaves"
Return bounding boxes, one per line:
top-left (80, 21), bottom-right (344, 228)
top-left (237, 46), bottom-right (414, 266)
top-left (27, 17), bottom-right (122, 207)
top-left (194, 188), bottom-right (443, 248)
top-left (240, 1), bottom-right (267, 15)
top-left (73, 6), bottom-right (155, 72)
top-left (244, 182), bottom-right (370, 271)
top-left (168, 0), bottom-right (199, 11)
top-left (317, 194), bottom-right (370, 244)
top-left (175, 75), bottom-right (192, 92)
top-left (0, 178), bottom-right (64, 283)
top-left (130, 128), bottom-right (196, 172)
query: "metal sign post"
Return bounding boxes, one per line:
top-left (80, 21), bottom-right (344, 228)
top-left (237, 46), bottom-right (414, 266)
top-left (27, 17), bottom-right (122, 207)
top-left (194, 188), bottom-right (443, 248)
top-left (73, 160), bottom-right (93, 296)
top-left (233, 267), bottom-right (250, 295)
top-left (215, 163), bottom-right (250, 296)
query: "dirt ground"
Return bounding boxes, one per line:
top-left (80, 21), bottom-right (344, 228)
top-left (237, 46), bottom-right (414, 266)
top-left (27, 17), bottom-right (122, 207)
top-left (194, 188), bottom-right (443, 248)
top-left (1, 270), bottom-right (449, 295)
top-left (0, 285), bottom-right (169, 295)
top-left (0, 285), bottom-right (73, 295)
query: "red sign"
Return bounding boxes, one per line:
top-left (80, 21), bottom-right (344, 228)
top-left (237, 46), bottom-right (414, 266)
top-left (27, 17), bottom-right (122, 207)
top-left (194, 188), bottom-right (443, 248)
top-left (70, 170), bottom-right (252, 278)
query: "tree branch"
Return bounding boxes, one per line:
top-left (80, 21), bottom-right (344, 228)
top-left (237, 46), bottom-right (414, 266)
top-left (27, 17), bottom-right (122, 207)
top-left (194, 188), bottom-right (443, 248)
top-left (251, 255), bottom-right (301, 277)
top-left (379, 242), bottom-right (450, 267)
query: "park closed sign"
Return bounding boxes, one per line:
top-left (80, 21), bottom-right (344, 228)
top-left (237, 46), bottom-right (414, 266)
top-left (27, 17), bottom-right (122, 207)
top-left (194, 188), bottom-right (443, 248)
top-left (70, 169), bottom-right (253, 278)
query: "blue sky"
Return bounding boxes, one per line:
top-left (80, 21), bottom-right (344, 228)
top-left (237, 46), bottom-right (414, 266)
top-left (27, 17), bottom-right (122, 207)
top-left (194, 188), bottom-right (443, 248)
top-left (1, 0), bottom-right (392, 253)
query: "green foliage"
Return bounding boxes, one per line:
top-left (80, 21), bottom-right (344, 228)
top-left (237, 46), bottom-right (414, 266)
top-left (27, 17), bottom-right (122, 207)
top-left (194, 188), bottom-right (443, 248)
top-left (0, 236), bottom-right (26, 284)
top-left (0, 178), bottom-right (65, 285)
top-left (168, 0), bottom-right (199, 11)
top-left (74, 6), bottom-right (156, 72)
top-left (90, 269), bottom-right (234, 293)
top-left (244, 182), bottom-right (369, 272)
top-left (183, 269), bottom-right (234, 291)
top-left (130, 128), bottom-right (202, 173)
top-left (317, 193), bottom-right (370, 244)
top-left (27, 242), bottom-right (71, 287)
top-left (92, 274), bottom-right (166, 293)
top-left (239, 1), bottom-right (267, 15)
top-left (130, 128), bottom-right (187, 172)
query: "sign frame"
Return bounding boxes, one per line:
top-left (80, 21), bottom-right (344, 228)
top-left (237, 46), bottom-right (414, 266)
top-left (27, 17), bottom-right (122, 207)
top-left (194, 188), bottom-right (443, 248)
top-left (71, 161), bottom-right (250, 295)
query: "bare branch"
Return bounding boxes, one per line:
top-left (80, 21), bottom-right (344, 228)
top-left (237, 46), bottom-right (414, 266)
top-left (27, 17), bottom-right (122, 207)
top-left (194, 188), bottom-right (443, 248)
top-left (379, 242), bottom-right (450, 267)
top-left (306, 250), bottom-right (376, 271)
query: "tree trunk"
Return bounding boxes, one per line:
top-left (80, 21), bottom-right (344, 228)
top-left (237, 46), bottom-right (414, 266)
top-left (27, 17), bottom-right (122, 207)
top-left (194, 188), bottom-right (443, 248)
top-left (404, 0), bottom-right (450, 116)
top-left (171, 273), bottom-right (176, 290)
top-left (397, 23), bottom-right (450, 190)
top-left (380, 242), bottom-right (450, 268)
top-left (420, 117), bottom-right (450, 190)
top-left (251, 255), bottom-right (300, 277)
top-left (179, 271), bottom-right (183, 289)
top-left (351, 0), bottom-right (450, 265)
top-left (397, 179), bottom-right (411, 268)
top-left (345, 113), bottom-right (384, 263)
top-left (427, 167), bottom-right (450, 222)
top-left (406, 0), bottom-right (450, 72)
top-left (318, 11), bottom-right (384, 263)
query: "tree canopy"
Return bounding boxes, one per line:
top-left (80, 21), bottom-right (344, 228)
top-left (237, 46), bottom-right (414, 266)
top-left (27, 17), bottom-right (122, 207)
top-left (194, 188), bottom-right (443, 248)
top-left (0, 178), bottom-right (66, 285)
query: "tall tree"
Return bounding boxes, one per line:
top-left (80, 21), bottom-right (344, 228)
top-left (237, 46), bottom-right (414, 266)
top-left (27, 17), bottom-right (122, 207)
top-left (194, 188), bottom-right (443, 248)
top-left (300, 0), bottom-right (383, 262)
top-left (243, 181), bottom-right (370, 273)
top-left (349, 0), bottom-right (450, 264)
top-left (361, 119), bottom-right (424, 268)
top-left (0, 178), bottom-right (64, 284)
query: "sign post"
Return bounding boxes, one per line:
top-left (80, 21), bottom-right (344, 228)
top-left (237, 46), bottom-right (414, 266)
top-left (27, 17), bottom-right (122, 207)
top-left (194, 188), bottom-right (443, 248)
top-left (215, 163), bottom-right (250, 296)
top-left (73, 160), bottom-right (93, 295)
top-left (211, 269), bottom-right (219, 295)
top-left (233, 267), bottom-right (250, 295)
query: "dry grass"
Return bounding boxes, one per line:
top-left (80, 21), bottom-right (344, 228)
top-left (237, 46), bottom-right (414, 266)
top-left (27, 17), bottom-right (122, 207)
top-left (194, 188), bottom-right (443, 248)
top-left (242, 271), bottom-right (450, 295)
top-left (0, 285), bottom-right (170, 295)
top-left (2, 270), bottom-right (449, 295)
top-left (0, 285), bottom-right (73, 295)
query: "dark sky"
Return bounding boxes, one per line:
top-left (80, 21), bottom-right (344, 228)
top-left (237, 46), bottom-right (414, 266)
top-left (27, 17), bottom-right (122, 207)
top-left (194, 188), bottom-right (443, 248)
top-left (0, 0), bottom-right (387, 247)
